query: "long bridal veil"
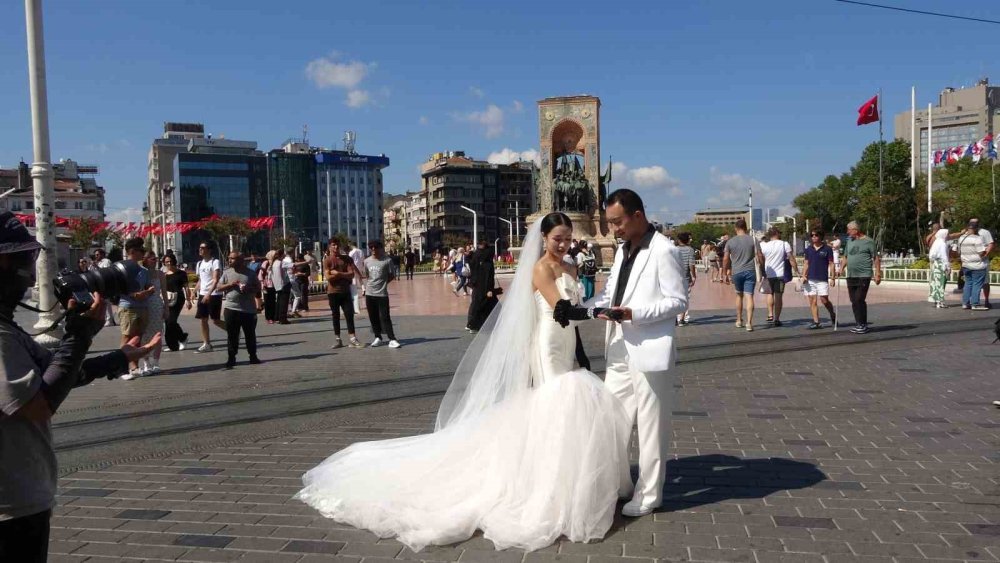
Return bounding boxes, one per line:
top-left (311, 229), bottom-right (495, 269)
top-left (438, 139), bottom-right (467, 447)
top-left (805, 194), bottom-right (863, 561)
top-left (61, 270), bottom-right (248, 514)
top-left (435, 219), bottom-right (544, 430)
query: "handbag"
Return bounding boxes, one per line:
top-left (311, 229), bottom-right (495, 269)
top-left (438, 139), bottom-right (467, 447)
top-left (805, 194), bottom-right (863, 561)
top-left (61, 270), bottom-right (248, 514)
top-left (166, 291), bottom-right (180, 307)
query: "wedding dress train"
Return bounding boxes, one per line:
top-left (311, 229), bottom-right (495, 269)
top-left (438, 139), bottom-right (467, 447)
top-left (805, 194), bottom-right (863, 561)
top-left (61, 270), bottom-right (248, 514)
top-left (297, 272), bottom-right (631, 552)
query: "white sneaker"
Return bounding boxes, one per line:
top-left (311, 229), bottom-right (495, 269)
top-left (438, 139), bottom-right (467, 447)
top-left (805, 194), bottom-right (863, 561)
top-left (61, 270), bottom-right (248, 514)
top-left (369, 337), bottom-right (383, 347)
top-left (178, 341), bottom-right (186, 351)
top-left (196, 343), bottom-right (213, 353)
top-left (121, 368), bottom-right (142, 381)
top-left (147, 359), bottom-right (161, 374)
top-left (388, 340), bottom-right (401, 348)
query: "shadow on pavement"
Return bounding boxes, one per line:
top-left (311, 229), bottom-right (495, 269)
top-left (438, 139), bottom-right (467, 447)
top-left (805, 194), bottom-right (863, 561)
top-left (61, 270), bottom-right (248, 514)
top-left (609, 454), bottom-right (826, 530)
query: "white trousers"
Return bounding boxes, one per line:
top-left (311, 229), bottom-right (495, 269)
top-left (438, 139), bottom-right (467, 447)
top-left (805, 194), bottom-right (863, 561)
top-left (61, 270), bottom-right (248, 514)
top-left (604, 323), bottom-right (675, 508)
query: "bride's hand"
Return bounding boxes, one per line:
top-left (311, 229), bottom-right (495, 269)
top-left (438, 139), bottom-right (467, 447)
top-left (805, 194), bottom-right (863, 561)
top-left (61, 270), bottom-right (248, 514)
top-left (609, 307), bottom-right (632, 321)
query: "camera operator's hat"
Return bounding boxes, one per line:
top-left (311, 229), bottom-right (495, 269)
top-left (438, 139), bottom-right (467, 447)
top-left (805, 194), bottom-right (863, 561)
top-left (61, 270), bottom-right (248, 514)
top-left (0, 211), bottom-right (45, 254)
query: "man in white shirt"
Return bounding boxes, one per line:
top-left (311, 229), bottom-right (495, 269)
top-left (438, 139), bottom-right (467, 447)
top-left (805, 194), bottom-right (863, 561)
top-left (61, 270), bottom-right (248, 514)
top-left (195, 242), bottom-right (226, 352)
top-left (90, 248), bottom-right (117, 327)
top-left (757, 227), bottom-right (800, 327)
top-left (347, 243), bottom-right (365, 311)
top-left (949, 218), bottom-right (994, 308)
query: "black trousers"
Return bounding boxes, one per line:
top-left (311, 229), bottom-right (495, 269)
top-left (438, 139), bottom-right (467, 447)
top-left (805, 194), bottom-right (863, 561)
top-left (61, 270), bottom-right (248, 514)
top-left (405, 265), bottom-right (415, 280)
top-left (263, 287), bottom-right (276, 321)
top-left (275, 288), bottom-right (290, 323)
top-left (224, 309), bottom-right (258, 362)
top-left (328, 292), bottom-right (356, 335)
top-left (164, 299), bottom-right (188, 350)
top-left (847, 277), bottom-right (872, 326)
top-left (0, 509), bottom-right (50, 563)
top-left (298, 278), bottom-right (310, 310)
top-left (365, 295), bottom-right (396, 340)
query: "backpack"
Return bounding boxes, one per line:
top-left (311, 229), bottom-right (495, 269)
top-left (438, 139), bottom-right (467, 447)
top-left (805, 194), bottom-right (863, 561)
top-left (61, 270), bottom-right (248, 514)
top-left (580, 254), bottom-right (597, 276)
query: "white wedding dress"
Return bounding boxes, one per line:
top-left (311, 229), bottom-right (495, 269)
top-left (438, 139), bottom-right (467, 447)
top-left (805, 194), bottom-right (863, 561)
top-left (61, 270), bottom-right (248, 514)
top-left (297, 272), bottom-right (632, 552)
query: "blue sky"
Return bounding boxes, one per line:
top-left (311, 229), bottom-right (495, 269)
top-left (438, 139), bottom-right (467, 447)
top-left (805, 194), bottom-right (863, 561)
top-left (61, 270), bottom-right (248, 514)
top-left (1, 1), bottom-right (996, 225)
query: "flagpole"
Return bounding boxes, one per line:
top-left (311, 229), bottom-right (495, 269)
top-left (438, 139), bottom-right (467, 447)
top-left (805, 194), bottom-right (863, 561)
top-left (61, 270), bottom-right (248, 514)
top-left (927, 103), bottom-right (933, 213)
top-left (878, 89), bottom-right (884, 197)
top-left (910, 86), bottom-right (915, 192)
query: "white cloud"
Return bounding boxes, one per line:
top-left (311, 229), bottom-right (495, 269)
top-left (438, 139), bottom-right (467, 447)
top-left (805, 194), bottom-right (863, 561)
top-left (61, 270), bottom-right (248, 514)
top-left (486, 148), bottom-right (540, 165)
top-left (454, 104), bottom-right (505, 138)
top-left (85, 143), bottom-right (110, 154)
top-left (418, 116), bottom-right (430, 126)
top-left (469, 86), bottom-right (485, 99)
top-left (611, 162), bottom-right (683, 197)
top-left (305, 57), bottom-right (369, 89)
top-left (511, 100), bottom-right (524, 113)
top-left (304, 53), bottom-right (378, 109)
top-left (706, 167), bottom-right (783, 206)
top-left (345, 89), bottom-right (372, 108)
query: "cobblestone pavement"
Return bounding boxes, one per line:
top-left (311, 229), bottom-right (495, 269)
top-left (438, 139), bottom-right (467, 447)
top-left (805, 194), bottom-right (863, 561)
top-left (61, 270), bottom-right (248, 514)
top-left (21, 301), bottom-right (1000, 562)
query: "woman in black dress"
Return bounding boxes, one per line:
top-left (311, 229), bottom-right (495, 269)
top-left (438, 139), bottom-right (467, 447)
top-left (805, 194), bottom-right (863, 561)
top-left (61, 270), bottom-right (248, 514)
top-left (162, 254), bottom-right (191, 351)
top-left (466, 242), bottom-right (498, 332)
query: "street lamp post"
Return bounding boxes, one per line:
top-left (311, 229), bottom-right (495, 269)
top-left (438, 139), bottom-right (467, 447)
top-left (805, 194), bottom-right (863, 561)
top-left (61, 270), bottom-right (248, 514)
top-left (460, 205), bottom-right (477, 247)
top-left (497, 217), bottom-right (512, 254)
top-left (24, 0), bottom-right (61, 344)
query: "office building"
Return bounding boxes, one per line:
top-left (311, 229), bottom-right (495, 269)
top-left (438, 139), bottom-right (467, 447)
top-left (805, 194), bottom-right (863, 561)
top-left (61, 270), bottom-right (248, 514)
top-left (174, 137), bottom-right (267, 263)
top-left (146, 122), bottom-right (206, 254)
top-left (693, 208), bottom-right (750, 228)
top-left (315, 149), bottom-right (389, 249)
top-left (268, 141), bottom-right (319, 248)
top-left (420, 151), bottom-right (534, 251)
top-left (894, 78), bottom-right (999, 172)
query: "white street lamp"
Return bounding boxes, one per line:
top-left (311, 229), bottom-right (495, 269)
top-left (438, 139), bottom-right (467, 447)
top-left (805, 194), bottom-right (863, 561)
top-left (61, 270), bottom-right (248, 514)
top-left (460, 205), bottom-right (477, 247)
top-left (497, 217), bottom-right (512, 252)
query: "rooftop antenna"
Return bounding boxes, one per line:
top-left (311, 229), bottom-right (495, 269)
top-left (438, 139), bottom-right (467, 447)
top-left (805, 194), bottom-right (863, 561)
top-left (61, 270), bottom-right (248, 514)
top-left (302, 124), bottom-right (309, 145)
top-left (343, 130), bottom-right (356, 154)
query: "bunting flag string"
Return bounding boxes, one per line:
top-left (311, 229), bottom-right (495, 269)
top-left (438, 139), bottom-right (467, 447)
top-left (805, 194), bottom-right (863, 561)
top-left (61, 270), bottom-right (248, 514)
top-left (933, 134), bottom-right (996, 166)
top-left (12, 214), bottom-right (279, 234)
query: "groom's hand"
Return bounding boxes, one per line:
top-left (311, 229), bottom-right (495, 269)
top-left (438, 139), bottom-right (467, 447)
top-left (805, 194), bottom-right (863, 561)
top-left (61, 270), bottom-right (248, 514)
top-left (609, 307), bottom-right (632, 322)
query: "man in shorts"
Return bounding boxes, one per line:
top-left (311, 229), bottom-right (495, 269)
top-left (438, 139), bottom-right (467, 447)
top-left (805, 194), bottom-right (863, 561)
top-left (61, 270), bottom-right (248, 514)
top-left (801, 230), bottom-right (837, 329)
top-left (118, 237), bottom-right (155, 374)
top-left (195, 242), bottom-right (226, 352)
top-left (722, 219), bottom-right (759, 331)
top-left (758, 227), bottom-right (800, 327)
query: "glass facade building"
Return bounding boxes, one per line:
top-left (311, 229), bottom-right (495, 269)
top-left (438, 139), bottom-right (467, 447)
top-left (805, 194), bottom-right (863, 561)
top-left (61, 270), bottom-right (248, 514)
top-left (268, 150), bottom-right (319, 248)
top-left (175, 151), bottom-right (267, 264)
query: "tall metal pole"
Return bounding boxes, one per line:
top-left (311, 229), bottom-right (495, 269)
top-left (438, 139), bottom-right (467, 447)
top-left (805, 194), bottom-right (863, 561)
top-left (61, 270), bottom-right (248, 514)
top-left (25, 0), bottom-right (61, 344)
top-left (281, 198), bottom-right (287, 240)
top-left (910, 86), bottom-right (916, 193)
top-left (514, 200), bottom-right (520, 246)
top-left (927, 103), bottom-right (933, 213)
top-left (325, 169), bottom-right (332, 242)
top-left (878, 89), bottom-right (884, 196)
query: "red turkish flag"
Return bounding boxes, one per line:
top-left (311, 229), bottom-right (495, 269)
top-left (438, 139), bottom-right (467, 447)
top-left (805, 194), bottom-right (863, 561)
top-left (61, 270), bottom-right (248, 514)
top-left (857, 95), bottom-right (879, 126)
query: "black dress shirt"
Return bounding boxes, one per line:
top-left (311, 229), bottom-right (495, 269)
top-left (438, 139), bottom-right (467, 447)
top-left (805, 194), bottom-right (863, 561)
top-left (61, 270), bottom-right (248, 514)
top-left (612, 225), bottom-right (656, 307)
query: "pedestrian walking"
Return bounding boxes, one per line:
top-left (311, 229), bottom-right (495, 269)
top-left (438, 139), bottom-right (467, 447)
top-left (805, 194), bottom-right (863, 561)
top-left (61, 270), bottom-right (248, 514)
top-left (839, 221), bottom-right (881, 334)
top-left (576, 242), bottom-right (598, 301)
top-left (801, 230), bottom-right (837, 328)
top-left (271, 248), bottom-right (292, 324)
top-left (162, 254), bottom-right (191, 351)
top-left (363, 240), bottom-right (400, 348)
top-left (721, 219), bottom-right (758, 331)
top-left (467, 240), bottom-right (498, 332)
top-left (453, 248), bottom-right (470, 296)
top-left (118, 238), bottom-right (156, 376)
top-left (128, 251), bottom-right (167, 377)
top-left (956, 221), bottom-right (990, 310)
top-left (758, 227), bottom-right (800, 327)
top-left (194, 242), bottom-right (226, 351)
top-left (261, 250), bottom-right (277, 323)
top-left (347, 242), bottom-right (365, 312)
top-left (404, 248), bottom-right (416, 280)
top-left (950, 218), bottom-right (994, 308)
top-left (707, 243), bottom-right (720, 282)
top-left (928, 227), bottom-right (950, 308)
top-left (674, 232), bottom-right (696, 325)
top-left (91, 248), bottom-right (116, 326)
top-left (324, 239), bottom-right (364, 349)
top-left (218, 252), bottom-right (262, 368)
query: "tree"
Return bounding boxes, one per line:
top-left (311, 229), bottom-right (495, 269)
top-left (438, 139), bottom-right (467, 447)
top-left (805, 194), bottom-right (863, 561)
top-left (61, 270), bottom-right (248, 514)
top-left (199, 216), bottom-right (252, 255)
top-left (673, 222), bottom-right (726, 245)
top-left (933, 159), bottom-right (1000, 229)
top-left (66, 217), bottom-right (104, 250)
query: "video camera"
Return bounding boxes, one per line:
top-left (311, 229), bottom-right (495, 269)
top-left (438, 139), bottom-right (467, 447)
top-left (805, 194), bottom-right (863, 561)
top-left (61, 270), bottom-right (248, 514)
top-left (52, 260), bottom-right (141, 312)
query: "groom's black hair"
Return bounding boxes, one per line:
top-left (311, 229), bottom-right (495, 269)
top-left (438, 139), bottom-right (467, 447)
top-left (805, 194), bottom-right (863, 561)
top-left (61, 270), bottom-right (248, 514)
top-left (606, 189), bottom-right (645, 215)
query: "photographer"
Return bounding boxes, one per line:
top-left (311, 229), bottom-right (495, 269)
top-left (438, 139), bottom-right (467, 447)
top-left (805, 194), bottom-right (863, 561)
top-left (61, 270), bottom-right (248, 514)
top-left (0, 212), bottom-right (159, 562)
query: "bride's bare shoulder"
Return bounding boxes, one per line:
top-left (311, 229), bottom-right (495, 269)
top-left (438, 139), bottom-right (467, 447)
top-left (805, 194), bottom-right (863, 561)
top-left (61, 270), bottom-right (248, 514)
top-left (532, 260), bottom-right (559, 284)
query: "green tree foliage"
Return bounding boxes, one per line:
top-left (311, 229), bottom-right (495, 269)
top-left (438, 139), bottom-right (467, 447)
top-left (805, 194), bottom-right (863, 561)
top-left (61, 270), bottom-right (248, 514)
top-left (199, 216), bottom-right (253, 255)
top-left (66, 217), bottom-right (104, 250)
top-left (794, 140), bottom-right (924, 253)
top-left (932, 159), bottom-right (1000, 229)
top-left (673, 222), bottom-right (726, 245)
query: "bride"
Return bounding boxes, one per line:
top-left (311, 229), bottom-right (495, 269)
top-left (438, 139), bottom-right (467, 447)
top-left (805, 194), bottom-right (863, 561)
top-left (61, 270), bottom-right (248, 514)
top-left (296, 212), bottom-right (632, 552)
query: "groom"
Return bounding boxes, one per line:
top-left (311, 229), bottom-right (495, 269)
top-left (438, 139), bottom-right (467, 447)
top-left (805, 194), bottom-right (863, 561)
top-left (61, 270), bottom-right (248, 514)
top-left (587, 189), bottom-right (688, 517)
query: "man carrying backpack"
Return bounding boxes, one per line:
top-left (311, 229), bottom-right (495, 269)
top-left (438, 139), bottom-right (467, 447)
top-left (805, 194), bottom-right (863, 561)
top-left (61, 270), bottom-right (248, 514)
top-left (576, 242), bottom-right (598, 301)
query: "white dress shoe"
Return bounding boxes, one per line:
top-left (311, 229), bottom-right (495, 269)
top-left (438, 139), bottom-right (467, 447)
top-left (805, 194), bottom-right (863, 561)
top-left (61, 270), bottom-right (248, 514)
top-left (621, 500), bottom-right (659, 518)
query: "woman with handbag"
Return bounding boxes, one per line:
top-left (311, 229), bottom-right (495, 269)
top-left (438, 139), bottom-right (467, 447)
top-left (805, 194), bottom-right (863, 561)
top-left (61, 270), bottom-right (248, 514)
top-left (163, 254), bottom-right (191, 351)
top-left (261, 250), bottom-right (277, 323)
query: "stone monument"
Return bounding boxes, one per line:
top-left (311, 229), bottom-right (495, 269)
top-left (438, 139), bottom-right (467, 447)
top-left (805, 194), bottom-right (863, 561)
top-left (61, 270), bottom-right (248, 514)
top-left (528, 95), bottom-right (615, 261)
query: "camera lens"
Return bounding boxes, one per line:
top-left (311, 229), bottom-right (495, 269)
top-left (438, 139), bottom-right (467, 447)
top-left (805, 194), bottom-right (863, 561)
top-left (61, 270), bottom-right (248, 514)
top-left (52, 261), bottom-right (138, 308)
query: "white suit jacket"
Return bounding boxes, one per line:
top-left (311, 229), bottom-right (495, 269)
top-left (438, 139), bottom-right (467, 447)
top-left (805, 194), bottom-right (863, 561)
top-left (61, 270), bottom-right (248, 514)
top-left (586, 231), bottom-right (688, 373)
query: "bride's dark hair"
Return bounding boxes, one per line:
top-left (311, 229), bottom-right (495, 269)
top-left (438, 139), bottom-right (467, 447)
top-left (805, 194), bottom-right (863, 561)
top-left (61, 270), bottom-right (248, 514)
top-left (540, 212), bottom-right (572, 236)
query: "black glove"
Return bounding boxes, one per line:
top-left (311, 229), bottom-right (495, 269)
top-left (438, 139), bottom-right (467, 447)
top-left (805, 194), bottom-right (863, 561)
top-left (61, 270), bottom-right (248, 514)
top-left (553, 299), bottom-right (592, 328)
